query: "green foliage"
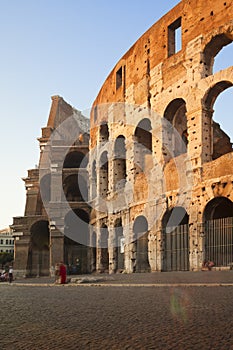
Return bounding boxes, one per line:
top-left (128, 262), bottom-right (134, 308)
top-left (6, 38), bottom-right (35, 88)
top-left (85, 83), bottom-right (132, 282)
top-left (0, 252), bottom-right (14, 268)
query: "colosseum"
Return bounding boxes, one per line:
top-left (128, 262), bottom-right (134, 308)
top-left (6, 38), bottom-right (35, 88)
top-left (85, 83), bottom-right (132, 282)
top-left (12, 0), bottom-right (233, 276)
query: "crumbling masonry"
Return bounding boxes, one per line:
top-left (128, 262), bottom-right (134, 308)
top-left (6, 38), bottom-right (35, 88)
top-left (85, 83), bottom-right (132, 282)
top-left (12, 0), bottom-right (233, 276)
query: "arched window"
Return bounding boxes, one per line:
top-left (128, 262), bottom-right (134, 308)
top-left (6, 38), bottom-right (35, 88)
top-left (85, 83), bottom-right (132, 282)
top-left (99, 151), bottom-right (108, 198)
top-left (203, 82), bottom-right (233, 160)
top-left (114, 218), bottom-right (124, 271)
top-left (134, 118), bottom-right (152, 173)
top-left (91, 160), bottom-right (97, 199)
top-left (113, 136), bottom-right (126, 190)
top-left (99, 123), bottom-right (109, 142)
top-left (100, 224), bottom-right (109, 272)
top-left (203, 34), bottom-right (233, 77)
top-left (63, 151), bottom-right (87, 168)
top-left (163, 98), bottom-right (187, 159)
top-left (63, 174), bottom-right (88, 202)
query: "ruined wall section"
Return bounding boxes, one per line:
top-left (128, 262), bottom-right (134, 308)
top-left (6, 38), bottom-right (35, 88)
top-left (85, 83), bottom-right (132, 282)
top-left (12, 96), bottom-right (91, 276)
top-left (91, 0), bottom-right (233, 117)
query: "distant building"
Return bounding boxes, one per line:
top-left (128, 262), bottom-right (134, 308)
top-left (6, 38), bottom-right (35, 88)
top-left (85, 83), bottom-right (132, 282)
top-left (0, 228), bottom-right (14, 254)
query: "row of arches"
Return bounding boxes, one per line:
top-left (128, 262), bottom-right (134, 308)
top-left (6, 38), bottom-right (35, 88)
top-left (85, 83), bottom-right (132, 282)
top-left (93, 82), bottom-right (232, 200)
top-left (93, 196), bottom-right (233, 272)
top-left (39, 172), bottom-right (88, 205)
top-left (26, 196), bottom-right (233, 275)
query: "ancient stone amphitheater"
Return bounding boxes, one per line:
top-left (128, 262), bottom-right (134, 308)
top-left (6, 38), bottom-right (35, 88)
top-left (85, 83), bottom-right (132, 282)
top-left (12, 0), bottom-right (233, 276)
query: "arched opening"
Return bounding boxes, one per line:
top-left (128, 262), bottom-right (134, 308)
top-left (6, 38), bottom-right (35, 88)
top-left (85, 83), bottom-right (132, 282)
top-left (203, 197), bottom-right (233, 267)
top-left (133, 215), bottom-right (150, 272)
top-left (90, 231), bottom-right (97, 272)
top-left (100, 224), bottom-right (109, 272)
top-left (113, 136), bottom-right (126, 190)
top-left (114, 218), bottom-right (124, 272)
top-left (203, 33), bottom-right (233, 77)
top-left (63, 151), bottom-right (88, 168)
top-left (99, 151), bottom-right (108, 198)
top-left (163, 98), bottom-right (187, 159)
top-left (162, 207), bottom-right (189, 271)
top-left (134, 118), bottom-right (152, 174)
top-left (203, 82), bottom-right (233, 160)
top-left (213, 41), bottom-right (233, 74)
top-left (212, 86), bottom-right (233, 144)
top-left (91, 160), bottom-right (97, 199)
top-left (99, 123), bottom-right (109, 142)
top-left (64, 209), bottom-right (90, 274)
top-left (62, 174), bottom-right (88, 202)
top-left (27, 220), bottom-right (50, 276)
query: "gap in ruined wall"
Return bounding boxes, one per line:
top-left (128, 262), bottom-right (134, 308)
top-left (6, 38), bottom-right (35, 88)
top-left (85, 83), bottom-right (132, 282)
top-left (213, 41), bottom-right (233, 74)
top-left (203, 34), bottom-right (232, 76)
top-left (213, 86), bottom-right (233, 144)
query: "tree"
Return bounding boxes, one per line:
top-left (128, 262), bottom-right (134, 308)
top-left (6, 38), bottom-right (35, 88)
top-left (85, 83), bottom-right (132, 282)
top-left (0, 252), bottom-right (14, 269)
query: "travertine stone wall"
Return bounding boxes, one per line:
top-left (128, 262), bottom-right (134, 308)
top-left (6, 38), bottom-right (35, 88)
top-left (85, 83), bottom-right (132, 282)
top-left (90, 0), bottom-right (233, 272)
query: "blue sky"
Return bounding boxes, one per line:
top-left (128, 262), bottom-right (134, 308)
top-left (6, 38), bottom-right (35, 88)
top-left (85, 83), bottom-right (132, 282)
top-left (0, 0), bottom-right (232, 228)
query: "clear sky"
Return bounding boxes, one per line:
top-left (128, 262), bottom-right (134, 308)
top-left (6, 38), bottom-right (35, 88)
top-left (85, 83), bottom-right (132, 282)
top-left (0, 0), bottom-right (232, 228)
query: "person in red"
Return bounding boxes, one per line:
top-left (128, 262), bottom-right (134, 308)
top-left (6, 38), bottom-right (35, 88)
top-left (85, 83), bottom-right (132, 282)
top-left (59, 262), bottom-right (67, 284)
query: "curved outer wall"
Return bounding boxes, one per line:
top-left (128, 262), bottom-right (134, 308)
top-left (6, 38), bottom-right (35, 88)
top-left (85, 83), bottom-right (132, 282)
top-left (90, 0), bottom-right (233, 272)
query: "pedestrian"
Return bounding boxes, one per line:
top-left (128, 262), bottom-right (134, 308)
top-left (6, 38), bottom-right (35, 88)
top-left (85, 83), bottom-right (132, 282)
top-left (59, 262), bottom-right (67, 284)
top-left (54, 263), bottom-right (60, 284)
top-left (8, 266), bottom-right (13, 283)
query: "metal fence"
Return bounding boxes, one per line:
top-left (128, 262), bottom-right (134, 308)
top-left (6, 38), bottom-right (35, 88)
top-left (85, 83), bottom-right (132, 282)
top-left (205, 217), bottom-right (233, 266)
top-left (163, 224), bottom-right (189, 271)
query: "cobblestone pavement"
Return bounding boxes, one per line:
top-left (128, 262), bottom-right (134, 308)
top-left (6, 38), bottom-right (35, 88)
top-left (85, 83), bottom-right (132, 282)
top-left (1, 272), bottom-right (233, 350)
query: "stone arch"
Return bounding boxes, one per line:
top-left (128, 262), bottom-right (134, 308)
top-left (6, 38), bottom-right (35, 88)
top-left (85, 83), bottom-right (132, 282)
top-left (133, 215), bottom-right (150, 272)
top-left (27, 220), bottom-right (50, 276)
top-left (213, 41), bottom-right (233, 74)
top-left (99, 123), bottom-right (109, 142)
top-left (203, 81), bottom-right (233, 160)
top-left (162, 207), bottom-right (189, 271)
top-left (100, 224), bottom-right (109, 272)
top-left (113, 135), bottom-right (126, 190)
top-left (90, 231), bottom-right (97, 272)
top-left (203, 33), bottom-right (233, 77)
top-left (134, 118), bottom-right (152, 175)
top-left (91, 160), bottom-right (97, 199)
top-left (203, 196), bottom-right (233, 221)
top-left (99, 151), bottom-right (108, 198)
top-left (203, 197), bottom-right (233, 266)
top-left (62, 174), bottom-right (88, 202)
top-left (64, 209), bottom-right (90, 274)
top-left (63, 151), bottom-right (88, 168)
top-left (134, 118), bottom-right (152, 151)
top-left (114, 218), bottom-right (124, 271)
top-left (163, 98), bottom-right (187, 159)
